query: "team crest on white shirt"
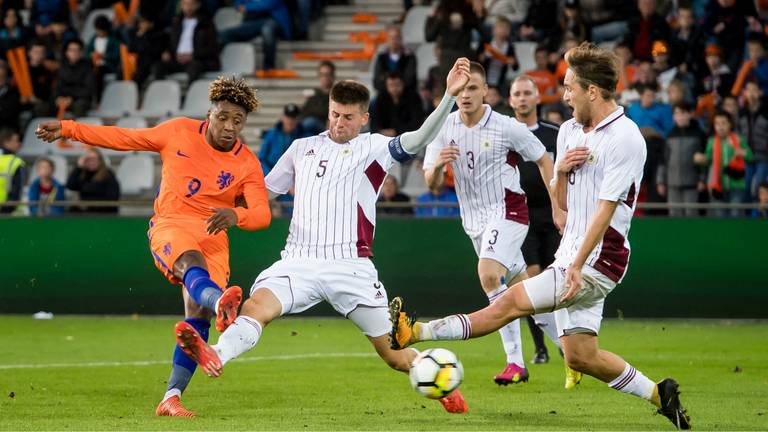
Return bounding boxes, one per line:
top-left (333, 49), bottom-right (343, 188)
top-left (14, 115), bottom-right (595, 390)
top-left (481, 138), bottom-right (492, 151)
top-left (586, 153), bottom-right (597, 165)
top-left (342, 148), bottom-right (352, 156)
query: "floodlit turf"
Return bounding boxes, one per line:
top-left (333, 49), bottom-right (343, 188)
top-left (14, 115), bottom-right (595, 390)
top-left (0, 316), bottom-right (766, 431)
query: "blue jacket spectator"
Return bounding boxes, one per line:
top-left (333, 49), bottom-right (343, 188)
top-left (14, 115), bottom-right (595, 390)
top-left (28, 157), bottom-right (66, 216)
top-left (627, 84), bottom-right (674, 137)
top-left (415, 186), bottom-right (459, 218)
top-left (259, 104), bottom-right (310, 176)
top-left (221, 0), bottom-right (292, 70)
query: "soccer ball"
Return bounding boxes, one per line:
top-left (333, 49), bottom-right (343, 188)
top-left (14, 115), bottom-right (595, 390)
top-left (409, 348), bottom-right (464, 399)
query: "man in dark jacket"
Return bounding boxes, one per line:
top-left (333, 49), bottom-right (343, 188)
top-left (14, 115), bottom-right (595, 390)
top-left (300, 60), bottom-right (335, 134)
top-left (657, 102), bottom-right (707, 217)
top-left (156, 0), bottom-right (219, 82)
top-left (373, 24), bottom-right (417, 94)
top-left (623, 0), bottom-right (670, 61)
top-left (55, 39), bottom-right (94, 117)
top-left (738, 81), bottom-right (768, 199)
top-left (258, 104), bottom-right (310, 176)
top-left (369, 72), bottom-right (425, 137)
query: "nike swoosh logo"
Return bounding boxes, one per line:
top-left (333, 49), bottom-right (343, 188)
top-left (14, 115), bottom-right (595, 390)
top-left (176, 150), bottom-right (190, 158)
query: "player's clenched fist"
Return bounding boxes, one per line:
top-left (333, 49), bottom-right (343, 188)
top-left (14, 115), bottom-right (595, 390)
top-left (435, 146), bottom-right (460, 170)
top-left (207, 208), bottom-right (238, 235)
top-left (446, 57), bottom-right (471, 97)
top-left (556, 146), bottom-right (590, 175)
top-left (35, 120), bottom-right (63, 143)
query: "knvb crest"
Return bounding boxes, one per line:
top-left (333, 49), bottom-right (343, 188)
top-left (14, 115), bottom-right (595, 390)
top-left (217, 171), bottom-right (234, 190)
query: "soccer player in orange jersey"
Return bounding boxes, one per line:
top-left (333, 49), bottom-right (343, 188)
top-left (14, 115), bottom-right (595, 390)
top-left (35, 76), bottom-right (272, 417)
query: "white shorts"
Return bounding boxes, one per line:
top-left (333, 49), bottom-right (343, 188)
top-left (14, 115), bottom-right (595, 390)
top-left (470, 218), bottom-right (528, 280)
top-left (251, 257), bottom-right (390, 337)
top-left (522, 264), bottom-right (616, 337)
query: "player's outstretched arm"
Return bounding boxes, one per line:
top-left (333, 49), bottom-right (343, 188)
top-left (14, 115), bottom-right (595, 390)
top-left (397, 58), bottom-right (470, 155)
top-left (36, 119), bottom-right (172, 153)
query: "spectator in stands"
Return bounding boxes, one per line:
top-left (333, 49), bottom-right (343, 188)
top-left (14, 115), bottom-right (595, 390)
top-left (378, 175), bottom-right (412, 215)
top-left (128, 14), bottom-right (169, 86)
top-left (66, 148), bottom-right (121, 214)
top-left (259, 103), bottom-right (310, 176)
top-left (639, 126), bottom-right (666, 214)
top-left (0, 128), bottom-right (24, 214)
top-left (484, 85), bottom-right (513, 116)
top-left (370, 72), bottom-right (425, 137)
top-left (373, 23), bottom-right (417, 94)
top-left (664, 79), bottom-right (692, 107)
top-left (426, 0), bottom-right (482, 80)
top-left (26, 39), bottom-right (55, 116)
top-left (544, 108), bottom-right (564, 125)
top-left (557, 0), bottom-right (587, 44)
top-left (657, 102), bottom-right (707, 217)
top-left (86, 15), bottom-right (121, 102)
top-left (423, 44), bottom-right (444, 104)
top-left (28, 156), bottom-right (66, 216)
top-left (739, 81), bottom-right (768, 199)
top-left (695, 111), bottom-right (754, 217)
top-left (668, 5), bottom-right (705, 79)
top-left (753, 181), bottom-right (768, 218)
top-left (415, 184), bottom-right (459, 217)
top-left (483, 0), bottom-right (526, 27)
top-left (480, 16), bottom-right (517, 90)
top-left (0, 60), bottom-right (21, 131)
top-left (32, 0), bottom-right (69, 38)
top-left (578, 0), bottom-right (634, 43)
top-left (0, 8), bottom-right (25, 57)
top-left (525, 45), bottom-right (559, 106)
top-left (698, 43), bottom-right (733, 99)
top-left (156, 0), bottom-right (219, 82)
top-left (300, 60), bottom-right (334, 134)
top-left (721, 95), bottom-right (740, 126)
top-left (624, 0), bottom-right (669, 61)
top-left (40, 10), bottom-right (76, 63)
top-left (703, 0), bottom-right (761, 73)
top-left (520, 0), bottom-right (560, 48)
top-left (220, 0), bottom-right (292, 71)
top-left (733, 34), bottom-right (768, 97)
top-left (55, 39), bottom-right (95, 118)
top-left (628, 83), bottom-right (674, 137)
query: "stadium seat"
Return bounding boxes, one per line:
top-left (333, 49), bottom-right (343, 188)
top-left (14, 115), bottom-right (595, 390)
top-left (514, 42), bottom-right (538, 73)
top-left (207, 43), bottom-right (255, 78)
top-left (136, 80), bottom-right (182, 118)
top-left (116, 152), bottom-right (155, 195)
top-left (402, 6), bottom-right (430, 47)
top-left (213, 7), bottom-right (243, 31)
top-left (51, 117), bottom-right (106, 156)
top-left (178, 79), bottom-right (214, 118)
top-left (415, 42), bottom-right (438, 82)
top-left (115, 116), bottom-right (148, 129)
top-left (89, 81), bottom-right (139, 118)
top-left (82, 9), bottom-right (114, 46)
top-left (19, 117), bottom-right (57, 157)
top-left (76, 117), bottom-right (105, 126)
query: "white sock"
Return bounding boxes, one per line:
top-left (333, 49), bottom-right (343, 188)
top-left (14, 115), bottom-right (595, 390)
top-left (419, 314), bottom-right (471, 340)
top-left (211, 316), bottom-right (263, 365)
top-left (487, 285), bottom-right (525, 366)
top-left (533, 312), bottom-right (562, 348)
top-left (608, 363), bottom-right (655, 400)
top-left (162, 388), bottom-right (181, 402)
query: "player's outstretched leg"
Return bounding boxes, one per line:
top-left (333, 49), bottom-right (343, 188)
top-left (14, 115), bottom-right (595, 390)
top-left (656, 378), bottom-right (691, 430)
top-left (175, 321), bottom-right (223, 377)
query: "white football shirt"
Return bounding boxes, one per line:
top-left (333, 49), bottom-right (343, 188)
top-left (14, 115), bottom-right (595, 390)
top-left (266, 131), bottom-right (402, 259)
top-left (553, 106), bottom-right (647, 283)
top-left (424, 106), bottom-right (546, 237)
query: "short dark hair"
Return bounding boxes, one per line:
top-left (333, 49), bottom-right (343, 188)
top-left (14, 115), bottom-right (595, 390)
top-left (673, 101), bottom-right (693, 112)
top-left (36, 156), bottom-right (55, 170)
top-left (64, 38), bottom-right (84, 51)
top-left (94, 15), bottom-right (111, 32)
top-left (319, 60), bottom-right (336, 75)
top-left (565, 42), bottom-right (619, 99)
top-left (636, 82), bottom-right (659, 94)
top-left (385, 71), bottom-right (403, 81)
top-left (535, 45), bottom-right (549, 55)
top-left (758, 181), bottom-right (768, 190)
top-left (714, 110), bottom-right (733, 127)
top-left (330, 80), bottom-right (370, 110)
top-left (0, 128), bottom-right (17, 146)
top-left (469, 61), bottom-right (485, 78)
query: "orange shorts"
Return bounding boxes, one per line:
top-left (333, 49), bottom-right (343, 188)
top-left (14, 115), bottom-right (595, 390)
top-left (147, 217), bottom-right (230, 288)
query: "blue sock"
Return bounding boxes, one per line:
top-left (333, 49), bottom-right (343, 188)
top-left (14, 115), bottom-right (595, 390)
top-left (167, 317), bottom-right (210, 393)
top-left (182, 267), bottom-right (223, 311)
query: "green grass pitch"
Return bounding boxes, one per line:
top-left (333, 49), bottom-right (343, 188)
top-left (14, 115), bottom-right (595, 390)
top-left (1, 316), bottom-right (766, 430)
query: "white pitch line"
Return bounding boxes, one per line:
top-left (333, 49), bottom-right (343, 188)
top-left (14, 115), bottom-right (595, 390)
top-left (0, 352), bottom-right (377, 370)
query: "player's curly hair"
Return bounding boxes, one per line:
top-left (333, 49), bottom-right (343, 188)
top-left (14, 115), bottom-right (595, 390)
top-left (208, 76), bottom-right (260, 113)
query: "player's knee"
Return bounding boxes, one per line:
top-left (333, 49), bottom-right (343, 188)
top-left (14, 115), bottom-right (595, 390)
top-left (241, 293), bottom-right (281, 326)
top-left (479, 272), bottom-right (503, 292)
top-left (563, 347), bottom-right (594, 373)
